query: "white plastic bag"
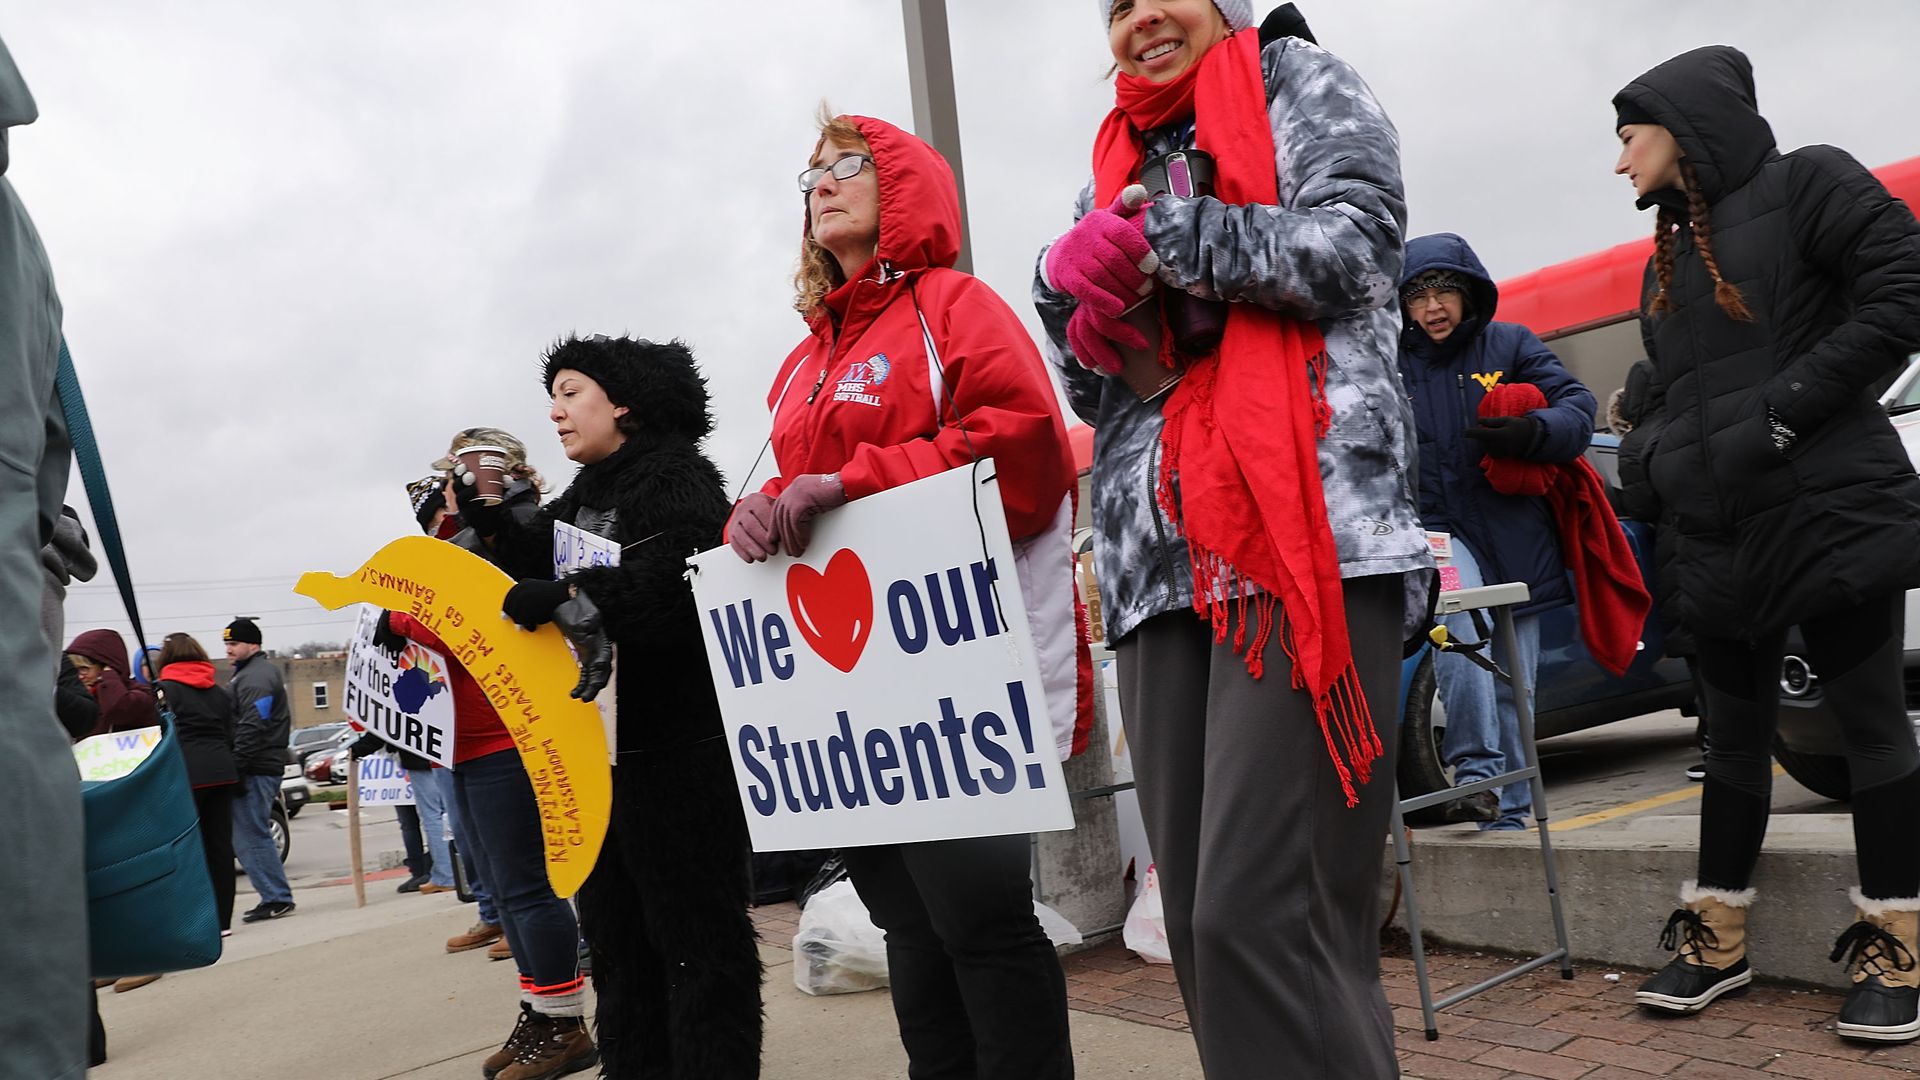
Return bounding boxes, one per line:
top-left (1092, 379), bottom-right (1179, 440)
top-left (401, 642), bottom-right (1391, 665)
top-left (792, 881), bottom-right (890, 996)
top-left (1034, 900), bottom-right (1084, 948)
top-left (1122, 863), bottom-right (1172, 964)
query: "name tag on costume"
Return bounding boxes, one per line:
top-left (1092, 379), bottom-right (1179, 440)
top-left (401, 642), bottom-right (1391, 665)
top-left (687, 461), bottom-right (1073, 852)
top-left (343, 604), bottom-right (456, 768)
top-left (554, 521), bottom-right (619, 765)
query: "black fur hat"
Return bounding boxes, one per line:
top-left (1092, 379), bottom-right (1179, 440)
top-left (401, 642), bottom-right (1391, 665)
top-left (541, 334), bottom-right (713, 441)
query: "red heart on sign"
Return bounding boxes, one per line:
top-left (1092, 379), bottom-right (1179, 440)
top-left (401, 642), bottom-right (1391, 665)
top-left (787, 549), bottom-right (874, 674)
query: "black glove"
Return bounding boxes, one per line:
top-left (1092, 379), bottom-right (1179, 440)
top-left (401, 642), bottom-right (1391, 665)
top-left (452, 468), bottom-right (509, 537)
top-left (550, 592), bottom-right (614, 702)
top-left (348, 732), bottom-right (385, 760)
top-left (502, 577), bottom-right (573, 630)
top-left (1462, 415), bottom-right (1542, 459)
top-left (372, 610), bottom-right (408, 662)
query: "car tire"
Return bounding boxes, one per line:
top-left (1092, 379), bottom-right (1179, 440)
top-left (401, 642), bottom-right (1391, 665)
top-left (1398, 649), bottom-right (1451, 799)
top-left (1771, 736), bottom-right (1851, 802)
top-left (270, 801), bottom-right (291, 863)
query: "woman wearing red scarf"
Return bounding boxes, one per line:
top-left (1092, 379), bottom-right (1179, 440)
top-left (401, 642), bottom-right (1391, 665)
top-left (1034, 3), bottom-right (1429, 1075)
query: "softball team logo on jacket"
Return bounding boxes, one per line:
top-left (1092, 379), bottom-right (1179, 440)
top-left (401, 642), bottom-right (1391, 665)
top-left (833, 353), bottom-right (891, 407)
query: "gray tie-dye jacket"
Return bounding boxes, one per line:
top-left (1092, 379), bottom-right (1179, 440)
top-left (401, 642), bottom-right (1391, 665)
top-left (1034, 37), bottom-right (1432, 645)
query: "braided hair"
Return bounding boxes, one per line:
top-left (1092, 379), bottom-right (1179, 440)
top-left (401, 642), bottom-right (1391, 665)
top-left (1646, 161), bottom-right (1753, 322)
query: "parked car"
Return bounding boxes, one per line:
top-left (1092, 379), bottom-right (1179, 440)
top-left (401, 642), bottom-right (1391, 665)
top-left (306, 746), bottom-right (347, 786)
top-left (290, 721), bottom-right (350, 769)
top-left (281, 757), bottom-right (311, 818)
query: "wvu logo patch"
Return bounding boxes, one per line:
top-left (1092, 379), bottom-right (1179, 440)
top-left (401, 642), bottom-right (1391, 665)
top-left (1470, 371), bottom-right (1504, 391)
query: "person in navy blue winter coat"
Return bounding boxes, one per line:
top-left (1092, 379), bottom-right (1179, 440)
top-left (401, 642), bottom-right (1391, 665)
top-left (1397, 232), bottom-right (1597, 829)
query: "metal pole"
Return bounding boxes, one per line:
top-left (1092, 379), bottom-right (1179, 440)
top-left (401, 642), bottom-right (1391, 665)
top-left (900, 0), bottom-right (973, 273)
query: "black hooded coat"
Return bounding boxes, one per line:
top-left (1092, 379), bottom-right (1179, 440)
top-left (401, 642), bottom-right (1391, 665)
top-left (1613, 46), bottom-right (1920, 639)
top-left (492, 337), bottom-right (761, 1077)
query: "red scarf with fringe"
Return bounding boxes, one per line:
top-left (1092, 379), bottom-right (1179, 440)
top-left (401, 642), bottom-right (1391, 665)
top-left (1093, 29), bottom-right (1379, 807)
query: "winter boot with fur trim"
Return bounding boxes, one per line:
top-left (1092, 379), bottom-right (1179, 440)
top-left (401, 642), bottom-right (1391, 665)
top-left (1833, 889), bottom-right (1920, 1043)
top-left (1635, 881), bottom-right (1755, 1013)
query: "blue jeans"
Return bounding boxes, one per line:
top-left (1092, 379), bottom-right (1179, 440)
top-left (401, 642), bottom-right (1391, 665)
top-left (444, 783), bottom-right (497, 924)
top-left (409, 766), bottom-right (456, 888)
top-left (1435, 540), bottom-right (1539, 829)
top-left (232, 772), bottom-right (293, 904)
top-left (450, 750), bottom-right (578, 988)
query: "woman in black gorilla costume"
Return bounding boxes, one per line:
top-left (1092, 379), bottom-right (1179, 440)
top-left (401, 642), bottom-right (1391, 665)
top-left (459, 334), bottom-right (763, 1079)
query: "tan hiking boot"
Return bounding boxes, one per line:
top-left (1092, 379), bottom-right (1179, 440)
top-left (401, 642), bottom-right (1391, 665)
top-left (488, 936), bottom-right (514, 962)
top-left (483, 1003), bottom-right (539, 1080)
top-left (1635, 881), bottom-right (1754, 1013)
top-left (448, 920), bottom-right (504, 954)
top-left (1834, 888), bottom-right (1920, 1043)
top-left (113, 974), bottom-right (162, 993)
top-left (493, 1012), bottom-right (597, 1080)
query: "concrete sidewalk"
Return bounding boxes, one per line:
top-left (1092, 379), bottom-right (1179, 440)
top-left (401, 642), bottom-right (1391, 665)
top-left (89, 881), bottom-right (1202, 1079)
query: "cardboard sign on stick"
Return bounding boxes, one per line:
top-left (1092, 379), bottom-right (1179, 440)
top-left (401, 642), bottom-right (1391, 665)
top-left (294, 536), bottom-right (610, 898)
top-left (343, 604), bottom-right (456, 768)
top-left (687, 462), bottom-right (1074, 852)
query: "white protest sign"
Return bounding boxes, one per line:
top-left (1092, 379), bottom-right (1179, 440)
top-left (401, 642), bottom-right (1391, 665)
top-left (687, 461), bottom-right (1073, 851)
top-left (355, 748), bottom-right (416, 806)
top-left (72, 726), bottom-right (161, 782)
top-left (555, 521), bottom-right (619, 765)
top-left (342, 604), bottom-right (456, 768)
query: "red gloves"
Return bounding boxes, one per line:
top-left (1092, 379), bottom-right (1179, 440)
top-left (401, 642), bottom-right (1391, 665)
top-left (728, 492), bottom-right (779, 562)
top-left (772, 473), bottom-right (846, 558)
top-left (1046, 188), bottom-right (1158, 374)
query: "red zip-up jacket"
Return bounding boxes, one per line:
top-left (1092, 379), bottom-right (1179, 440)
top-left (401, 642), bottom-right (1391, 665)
top-left (759, 115), bottom-right (1076, 541)
top-left (755, 114), bottom-right (1092, 758)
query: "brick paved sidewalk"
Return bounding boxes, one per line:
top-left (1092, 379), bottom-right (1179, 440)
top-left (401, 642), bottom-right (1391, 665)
top-left (752, 901), bottom-right (1920, 1077)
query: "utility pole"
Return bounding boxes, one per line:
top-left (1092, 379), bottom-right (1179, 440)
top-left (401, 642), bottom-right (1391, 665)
top-left (900, 0), bottom-right (972, 273)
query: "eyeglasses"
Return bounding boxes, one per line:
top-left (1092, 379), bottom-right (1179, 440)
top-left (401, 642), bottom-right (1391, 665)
top-left (1405, 289), bottom-right (1462, 309)
top-left (798, 154), bottom-right (873, 194)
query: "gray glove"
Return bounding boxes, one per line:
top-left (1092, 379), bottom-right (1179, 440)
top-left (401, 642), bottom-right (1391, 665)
top-left (550, 590), bottom-right (613, 703)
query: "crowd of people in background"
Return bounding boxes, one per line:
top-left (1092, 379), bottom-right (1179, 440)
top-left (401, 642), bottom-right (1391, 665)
top-left (8, 3), bottom-right (1920, 1078)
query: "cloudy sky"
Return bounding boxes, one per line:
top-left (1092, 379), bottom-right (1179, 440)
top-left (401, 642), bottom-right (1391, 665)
top-left (12, 1), bottom-right (1920, 657)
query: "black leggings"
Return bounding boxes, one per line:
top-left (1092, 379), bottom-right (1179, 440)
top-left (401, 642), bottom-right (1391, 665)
top-left (193, 785), bottom-right (237, 932)
top-left (1695, 591), bottom-right (1920, 898)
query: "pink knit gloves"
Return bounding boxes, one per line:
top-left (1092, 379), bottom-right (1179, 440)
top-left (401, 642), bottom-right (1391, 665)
top-left (1045, 188), bottom-right (1158, 375)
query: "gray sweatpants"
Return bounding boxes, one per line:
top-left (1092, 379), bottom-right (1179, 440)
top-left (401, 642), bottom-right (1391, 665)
top-left (1116, 572), bottom-right (1404, 1079)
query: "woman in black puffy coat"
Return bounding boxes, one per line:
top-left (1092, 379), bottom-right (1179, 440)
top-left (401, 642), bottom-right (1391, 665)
top-left (154, 632), bottom-right (238, 934)
top-left (1613, 45), bottom-right (1920, 1043)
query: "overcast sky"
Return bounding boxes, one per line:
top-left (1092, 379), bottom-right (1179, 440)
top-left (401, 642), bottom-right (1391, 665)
top-left (12, 1), bottom-right (1920, 657)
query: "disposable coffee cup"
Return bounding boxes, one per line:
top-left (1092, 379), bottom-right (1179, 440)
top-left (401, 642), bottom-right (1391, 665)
top-left (455, 445), bottom-right (510, 505)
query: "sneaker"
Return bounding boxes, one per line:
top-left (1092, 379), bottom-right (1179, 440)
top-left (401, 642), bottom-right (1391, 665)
top-left (1685, 762), bottom-right (1707, 782)
top-left (241, 900), bottom-right (297, 923)
top-left (1407, 788), bottom-right (1498, 827)
top-left (488, 936), bottom-right (515, 962)
top-left (396, 873), bottom-right (428, 894)
top-left (448, 921), bottom-right (504, 954)
top-left (494, 1012), bottom-right (597, 1080)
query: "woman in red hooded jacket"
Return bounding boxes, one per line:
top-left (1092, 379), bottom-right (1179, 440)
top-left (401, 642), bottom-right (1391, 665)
top-left (726, 112), bottom-right (1086, 1079)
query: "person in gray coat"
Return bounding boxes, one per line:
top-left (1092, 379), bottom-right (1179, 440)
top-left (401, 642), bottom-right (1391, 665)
top-left (0, 34), bottom-right (85, 1080)
top-left (1035, 3), bottom-right (1428, 1075)
top-left (225, 616), bottom-right (297, 923)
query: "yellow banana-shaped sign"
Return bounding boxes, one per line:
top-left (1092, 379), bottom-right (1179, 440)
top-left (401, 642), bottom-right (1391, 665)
top-left (294, 535), bottom-right (610, 897)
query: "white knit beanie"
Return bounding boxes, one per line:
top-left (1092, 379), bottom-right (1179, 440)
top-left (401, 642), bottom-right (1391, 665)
top-left (1099, 0), bottom-right (1255, 33)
